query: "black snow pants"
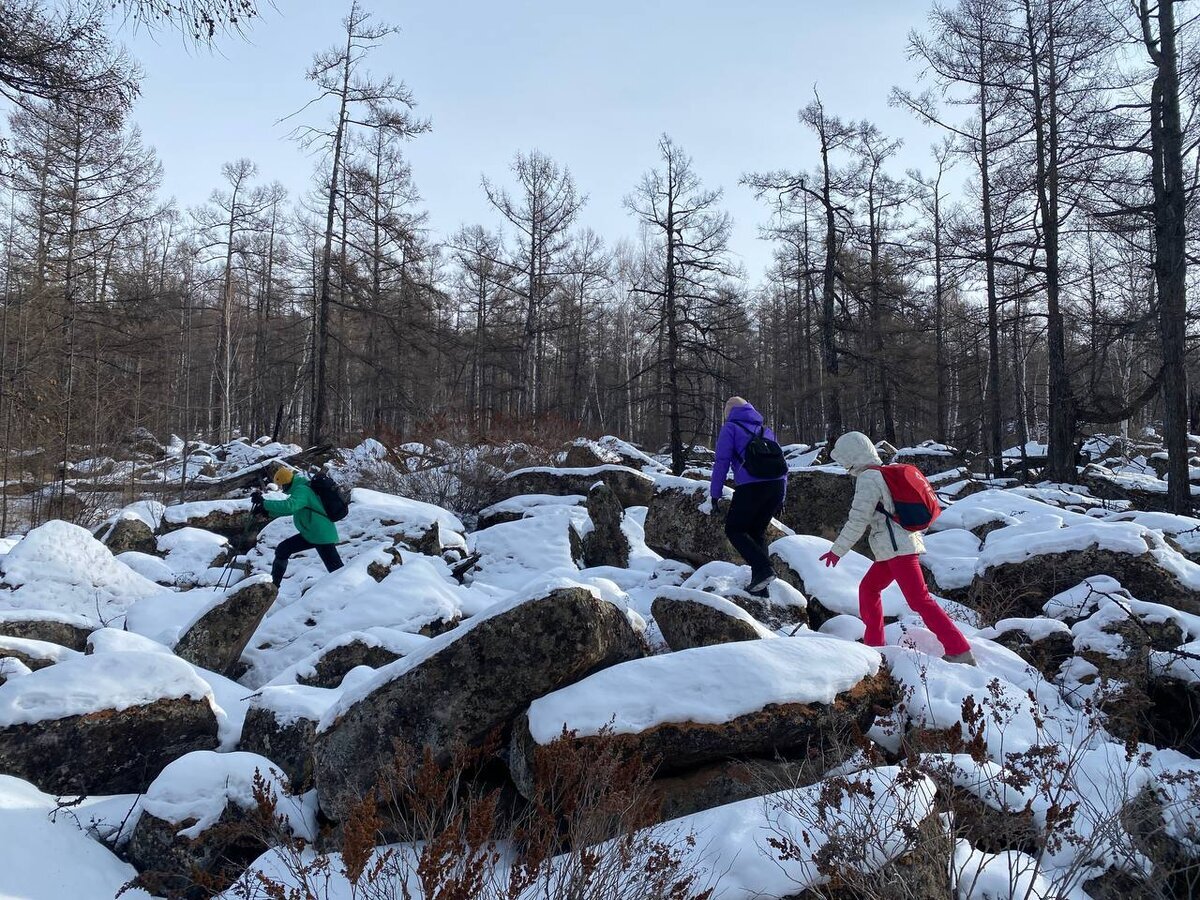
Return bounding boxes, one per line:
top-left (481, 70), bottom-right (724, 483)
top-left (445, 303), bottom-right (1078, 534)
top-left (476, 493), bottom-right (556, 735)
top-left (724, 479), bottom-right (786, 581)
top-left (272, 533), bottom-right (344, 586)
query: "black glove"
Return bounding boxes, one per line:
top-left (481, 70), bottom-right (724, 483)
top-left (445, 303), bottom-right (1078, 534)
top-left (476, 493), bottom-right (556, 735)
top-left (250, 490), bottom-right (265, 515)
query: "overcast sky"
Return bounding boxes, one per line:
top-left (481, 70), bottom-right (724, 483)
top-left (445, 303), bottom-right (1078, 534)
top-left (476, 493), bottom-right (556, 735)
top-left (121, 1), bottom-right (943, 282)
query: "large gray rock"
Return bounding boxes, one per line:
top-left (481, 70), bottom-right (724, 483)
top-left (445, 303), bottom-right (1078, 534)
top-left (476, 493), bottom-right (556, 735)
top-left (563, 439), bottom-right (622, 469)
top-left (173, 576), bottom-right (278, 677)
top-left (651, 756), bottom-right (833, 822)
top-left (158, 500), bottom-right (259, 550)
top-left (101, 516), bottom-right (157, 555)
top-left (582, 482), bottom-right (631, 569)
top-left (893, 442), bottom-right (968, 477)
top-left (0, 699), bottom-right (218, 795)
top-left (977, 618), bottom-right (1073, 679)
top-left (238, 685), bottom-right (332, 791)
top-left (643, 480), bottom-right (788, 567)
top-left (124, 751), bottom-right (296, 900)
top-left (0, 635), bottom-right (76, 672)
top-left (778, 468), bottom-right (856, 542)
top-left (508, 638), bottom-right (892, 803)
top-left (296, 641), bottom-right (405, 689)
top-left (499, 465), bottom-right (656, 508)
top-left (651, 588), bottom-right (773, 651)
top-left (968, 545), bottom-right (1200, 623)
top-left (313, 586), bottom-right (646, 822)
top-left (0, 612), bottom-right (93, 651)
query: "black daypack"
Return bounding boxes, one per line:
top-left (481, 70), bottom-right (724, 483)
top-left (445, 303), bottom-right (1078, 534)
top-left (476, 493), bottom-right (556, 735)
top-left (310, 471), bottom-right (352, 522)
top-left (733, 423), bottom-right (789, 479)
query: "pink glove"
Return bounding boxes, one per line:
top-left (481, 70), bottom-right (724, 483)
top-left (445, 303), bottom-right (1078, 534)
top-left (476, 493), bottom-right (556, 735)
top-left (819, 551), bottom-right (841, 568)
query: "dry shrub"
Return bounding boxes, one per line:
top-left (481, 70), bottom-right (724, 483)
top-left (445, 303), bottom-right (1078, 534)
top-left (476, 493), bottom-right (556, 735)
top-left (229, 729), bottom-right (714, 900)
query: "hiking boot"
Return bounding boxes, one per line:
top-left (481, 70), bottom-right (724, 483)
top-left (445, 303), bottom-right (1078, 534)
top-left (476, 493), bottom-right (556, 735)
top-left (944, 650), bottom-right (977, 666)
top-left (747, 573), bottom-right (776, 594)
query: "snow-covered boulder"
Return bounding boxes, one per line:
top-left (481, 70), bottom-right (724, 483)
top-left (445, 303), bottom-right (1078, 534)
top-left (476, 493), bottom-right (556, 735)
top-left (100, 514), bottom-right (157, 556)
top-left (156, 526), bottom-right (231, 585)
top-left (124, 750), bottom-right (310, 899)
top-left (476, 493), bottom-right (586, 531)
top-left (312, 580), bottom-right (646, 822)
top-left (975, 618), bottom-right (1073, 678)
top-left (893, 441), bottom-right (968, 476)
top-left (967, 521), bottom-right (1200, 622)
top-left (562, 438), bottom-right (623, 468)
top-left (643, 478), bottom-right (788, 568)
top-left (159, 499), bottom-right (257, 547)
top-left (509, 636), bottom-right (891, 817)
top-left (0, 520), bottom-right (167, 631)
top-left (172, 576), bottom-right (277, 677)
top-left (466, 507), bottom-right (585, 590)
top-left (650, 588), bottom-right (774, 651)
top-left (0, 651), bottom-right (219, 794)
top-left (0, 775), bottom-right (152, 899)
top-left (498, 465), bottom-right (656, 509)
top-left (1081, 464), bottom-right (1198, 513)
top-left (238, 683), bottom-right (343, 791)
top-left (292, 628), bottom-right (429, 689)
top-left (0, 610), bottom-right (94, 651)
top-left (581, 482), bottom-right (630, 568)
top-left (0, 635), bottom-right (78, 673)
top-left (680, 561), bottom-right (808, 629)
top-left (239, 550), bottom-right (467, 687)
top-left (117, 551), bottom-right (176, 584)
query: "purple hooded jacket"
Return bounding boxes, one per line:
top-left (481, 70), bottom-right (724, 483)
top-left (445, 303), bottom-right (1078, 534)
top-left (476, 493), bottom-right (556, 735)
top-left (709, 403), bottom-right (787, 498)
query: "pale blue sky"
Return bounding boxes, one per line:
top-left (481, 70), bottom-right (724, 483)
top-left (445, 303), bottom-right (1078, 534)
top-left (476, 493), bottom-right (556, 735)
top-left (122, 1), bottom-right (942, 281)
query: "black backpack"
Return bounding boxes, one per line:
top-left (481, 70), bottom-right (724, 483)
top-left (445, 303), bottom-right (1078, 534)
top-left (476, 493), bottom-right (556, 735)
top-left (733, 423), bottom-right (789, 479)
top-left (310, 471), bottom-right (352, 522)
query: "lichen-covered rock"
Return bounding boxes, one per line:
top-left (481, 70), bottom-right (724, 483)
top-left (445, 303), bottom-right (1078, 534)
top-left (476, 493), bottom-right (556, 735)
top-left (158, 499), bottom-right (259, 550)
top-left (124, 751), bottom-right (304, 900)
top-left (563, 439), bottom-right (622, 469)
top-left (101, 515), bottom-right (157, 556)
top-left (893, 442), bottom-right (968, 476)
top-left (173, 576), bottom-right (278, 677)
top-left (643, 479), bottom-right (788, 568)
top-left (0, 612), bottom-right (93, 651)
top-left (238, 685), bottom-right (334, 791)
top-left (651, 755), bottom-right (836, 822)
top-left (0, 652), bottom-right (219, 794)
top-left (778, 468), bottom-right (857, 543)
top-left (968, 543), bottom-right (1200, 622)
top-left (313, 585), bottom-right (646, 822)
top-left (651, 588), bottom-right (773, 651)
top-left (976, 618), bottom-right (1074, 679)
top-left (498, 465), bottom-right (656, 508)
top-left (0, 635), bottom-right (77, 672)
top-left (294, 633), bottom-right (422, 691)
top-left (582, 482), bottom-right (630, 569)
top-left (508, 637), bottom-right (891, 801)
top-left (475, 494), bottom-right (587, 531)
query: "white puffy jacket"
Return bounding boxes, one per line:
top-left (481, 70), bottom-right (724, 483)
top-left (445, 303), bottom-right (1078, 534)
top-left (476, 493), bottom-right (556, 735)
top-left (829, 431), bottom-right (925, 562)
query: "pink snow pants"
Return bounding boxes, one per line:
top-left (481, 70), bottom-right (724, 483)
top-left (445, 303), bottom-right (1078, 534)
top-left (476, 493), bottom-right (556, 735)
top-left (859, 554), bottom-right (971, 655)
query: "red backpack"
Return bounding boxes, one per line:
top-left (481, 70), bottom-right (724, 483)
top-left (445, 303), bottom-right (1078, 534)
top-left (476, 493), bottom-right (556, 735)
top-left (869, 464), bottom-right (941, 532)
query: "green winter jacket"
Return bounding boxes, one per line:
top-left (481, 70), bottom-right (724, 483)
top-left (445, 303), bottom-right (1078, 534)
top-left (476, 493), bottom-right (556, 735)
top-left (262, 475), bottom-right (340, 545)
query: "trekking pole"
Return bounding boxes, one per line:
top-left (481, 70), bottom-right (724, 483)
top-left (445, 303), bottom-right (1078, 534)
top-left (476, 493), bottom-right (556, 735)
top-left (216, 492), bottom-right (262, 590)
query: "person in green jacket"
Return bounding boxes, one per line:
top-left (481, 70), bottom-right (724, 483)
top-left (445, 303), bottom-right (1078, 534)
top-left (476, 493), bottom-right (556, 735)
top-left (252, 465), bottom-right (344, 586)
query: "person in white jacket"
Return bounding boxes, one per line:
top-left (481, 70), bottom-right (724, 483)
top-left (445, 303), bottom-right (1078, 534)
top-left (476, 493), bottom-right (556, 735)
top-left (819, 431), bottom-right (976, 665)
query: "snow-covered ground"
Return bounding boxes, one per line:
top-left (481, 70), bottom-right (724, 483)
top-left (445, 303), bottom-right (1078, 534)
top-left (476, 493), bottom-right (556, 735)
top-left (2, 432), bottom-right (1200, 898)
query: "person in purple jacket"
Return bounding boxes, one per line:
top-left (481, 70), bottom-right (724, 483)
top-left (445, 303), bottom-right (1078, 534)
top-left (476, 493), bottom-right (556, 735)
top-left (708, 396), bottom-right (787, 596)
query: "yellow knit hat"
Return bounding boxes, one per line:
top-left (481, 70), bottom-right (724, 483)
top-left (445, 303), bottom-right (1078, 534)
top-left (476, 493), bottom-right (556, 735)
top-left (273, 466), bottom-right (294, 488)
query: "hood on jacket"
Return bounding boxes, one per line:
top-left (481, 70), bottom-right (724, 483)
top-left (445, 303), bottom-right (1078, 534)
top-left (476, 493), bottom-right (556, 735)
top-left (726, 402), bottom-right (765, 428)
top-left (831, 431), bottom-right (882, 474)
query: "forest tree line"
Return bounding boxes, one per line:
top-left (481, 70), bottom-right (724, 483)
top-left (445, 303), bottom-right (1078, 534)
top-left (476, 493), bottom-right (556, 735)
top-left (0, 0), bottom-right (1198, 508)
